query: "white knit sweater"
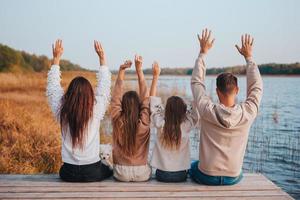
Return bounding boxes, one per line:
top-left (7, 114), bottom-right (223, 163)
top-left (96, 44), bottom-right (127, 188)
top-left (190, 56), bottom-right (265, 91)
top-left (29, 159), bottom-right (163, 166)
top-left (46, 65), bottom-right (111, 165)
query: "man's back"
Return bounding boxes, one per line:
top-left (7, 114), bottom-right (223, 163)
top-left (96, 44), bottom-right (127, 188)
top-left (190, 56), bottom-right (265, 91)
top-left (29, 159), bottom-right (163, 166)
top-left (191, 34), bottom-right (263, 177)
top-left (198, 101), bottom-right (255, 177)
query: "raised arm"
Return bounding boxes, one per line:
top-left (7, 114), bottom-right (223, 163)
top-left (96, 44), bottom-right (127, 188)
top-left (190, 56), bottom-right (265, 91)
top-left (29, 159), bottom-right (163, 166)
top-left (150, 61), bottom-right (160, 96)
top-left (191, 29), bottom-right (215, 113)
top-left (236, 34), bottom-right (263, 117)
top-left (134, 55), bottom-right (150, 131)
top-left (149, 61), bottom-right (163, 128)
top-left (93, 40), bottom-right (112, 120)
top-left (135, 55), bottom-right (148, 100)
top-left (46, 39), bottom-right (64, 120)
top-left (185, 101), bottom-right (200, 130)
top-left (110, 60), bottom-right (132, 120)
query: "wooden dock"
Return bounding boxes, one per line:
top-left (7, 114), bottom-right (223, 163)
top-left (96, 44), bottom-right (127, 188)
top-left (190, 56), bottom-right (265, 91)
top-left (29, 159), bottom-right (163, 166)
top-left (0, 173), bottom-right (293, 199)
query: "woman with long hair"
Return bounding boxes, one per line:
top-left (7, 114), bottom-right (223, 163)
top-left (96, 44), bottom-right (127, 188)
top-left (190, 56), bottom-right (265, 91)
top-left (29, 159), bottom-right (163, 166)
top-left (111, 55), bottom-right (151, 182)
top-left (46, 39), bottom-right (112, 182)
top-left (149, 62), bottom-right (199, 182)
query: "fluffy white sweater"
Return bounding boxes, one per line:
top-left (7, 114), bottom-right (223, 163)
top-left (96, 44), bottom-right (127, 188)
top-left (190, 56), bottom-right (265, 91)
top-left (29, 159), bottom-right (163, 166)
top-left (46, 65), bottom-right (111, 165)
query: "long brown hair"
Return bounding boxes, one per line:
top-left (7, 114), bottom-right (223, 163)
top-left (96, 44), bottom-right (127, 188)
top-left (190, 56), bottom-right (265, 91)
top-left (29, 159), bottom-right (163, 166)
top-left (113, 91), bottom-right (140, 156)
top-left (161, 96), bottom-right (187, 150)
top-left (60, 76), bottom-right (95, 150)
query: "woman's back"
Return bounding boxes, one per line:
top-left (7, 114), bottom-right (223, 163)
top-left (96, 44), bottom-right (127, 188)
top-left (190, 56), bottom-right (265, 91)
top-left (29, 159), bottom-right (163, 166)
top-left (47, 64), bottom-right (111, 165)
top-left (46, 40), bottom-right (111, 166)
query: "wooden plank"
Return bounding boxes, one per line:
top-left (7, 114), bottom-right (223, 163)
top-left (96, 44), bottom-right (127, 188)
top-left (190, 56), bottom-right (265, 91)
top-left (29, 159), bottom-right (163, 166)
top-left (0, 190), bottom-right (289, 198)
top-left (0, 174), bottom-right (269, 187)
top-left (0, 175), bottom-right (281, 192)
top-left (0, 184), bottom-right (279, 193)
top-left (0, 179), bottom-right (273, 187)
top-left (0, 174), bottom-right (293, 200)
top-left (0, 197), bottom-right (293, 200)
top-left (0, 173), bottom-right (264, 181)
top-left (0, 173), bottom-right (268, 180)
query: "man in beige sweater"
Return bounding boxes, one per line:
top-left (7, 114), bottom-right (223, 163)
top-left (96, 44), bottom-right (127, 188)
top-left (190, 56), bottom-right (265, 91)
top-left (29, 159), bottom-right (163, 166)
top-left (190, 29), bottom-right (263, 185)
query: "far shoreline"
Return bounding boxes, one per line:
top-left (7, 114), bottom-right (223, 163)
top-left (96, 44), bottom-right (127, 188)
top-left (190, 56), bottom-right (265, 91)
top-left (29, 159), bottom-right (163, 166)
top-left (126, 74), bottom-right (300, 78)
top-left (1, 71), bottom-right (300, 78)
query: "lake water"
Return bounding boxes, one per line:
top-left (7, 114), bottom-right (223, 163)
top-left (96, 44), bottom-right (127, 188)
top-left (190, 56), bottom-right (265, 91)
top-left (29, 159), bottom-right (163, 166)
top-left (126, 75), bottom-right (300, 199)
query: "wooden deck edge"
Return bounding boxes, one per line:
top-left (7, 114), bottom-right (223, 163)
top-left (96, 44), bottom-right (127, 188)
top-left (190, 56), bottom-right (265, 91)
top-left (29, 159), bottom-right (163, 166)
top-left (0, 173), bottom-right (294, 200)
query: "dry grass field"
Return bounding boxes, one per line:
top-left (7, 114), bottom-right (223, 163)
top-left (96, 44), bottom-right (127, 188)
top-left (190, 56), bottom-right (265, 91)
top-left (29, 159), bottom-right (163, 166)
top-left (0, 71), bottom-right (185, 174)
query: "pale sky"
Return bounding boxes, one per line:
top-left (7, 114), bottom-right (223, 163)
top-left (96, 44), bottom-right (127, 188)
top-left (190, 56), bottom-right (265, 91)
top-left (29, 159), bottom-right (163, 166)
top-left (1, 0), bottom-right (299, 70)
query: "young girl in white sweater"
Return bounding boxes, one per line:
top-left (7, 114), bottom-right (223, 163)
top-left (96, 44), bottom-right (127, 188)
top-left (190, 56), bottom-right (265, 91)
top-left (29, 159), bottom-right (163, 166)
top-left (46, 40), bottom-right (112, 182)
top-left (149, 62), bottom-right (199, 182)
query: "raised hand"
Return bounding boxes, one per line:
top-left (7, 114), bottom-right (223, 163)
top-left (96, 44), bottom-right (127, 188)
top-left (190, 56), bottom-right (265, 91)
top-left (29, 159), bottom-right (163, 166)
top-left (152, 61), bottom-right (161, 78)
top-left (94, 40), bottom-right (106, 66)
top-left (150, 61), bottom-right (160, 96)
top-left (134, 54), bottom-right (143, 72)
top-left (198, 28), bottom-right (215, 54)
top-left (52, 39), bottom-right (64, 65)
top-left (120, 60), bottom-right (132, 70)
top-left (235, 34), bottom-right (254, 59)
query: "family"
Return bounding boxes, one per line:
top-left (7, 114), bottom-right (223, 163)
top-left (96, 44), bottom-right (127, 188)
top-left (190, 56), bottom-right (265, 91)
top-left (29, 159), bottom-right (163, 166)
top-left (46, 28), bottom-right (263, 185)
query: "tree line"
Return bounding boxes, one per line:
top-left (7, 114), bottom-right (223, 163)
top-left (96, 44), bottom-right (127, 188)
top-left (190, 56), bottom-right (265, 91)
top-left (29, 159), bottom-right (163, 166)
top-left (1, 43), bottom-right (299, 75)
top-left (0, 44), bottom-right (84, 72)
top-left (120, 62), bottom-right (300, 75)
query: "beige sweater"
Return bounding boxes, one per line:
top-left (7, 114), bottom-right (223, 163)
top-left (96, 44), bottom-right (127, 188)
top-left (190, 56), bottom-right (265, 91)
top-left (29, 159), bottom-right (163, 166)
top-left (191, 53), bottom-right (263, 177)
top-left (150, 96), bottom-right (199, 171)
top-left (111, 77), bottom-right (151, 166)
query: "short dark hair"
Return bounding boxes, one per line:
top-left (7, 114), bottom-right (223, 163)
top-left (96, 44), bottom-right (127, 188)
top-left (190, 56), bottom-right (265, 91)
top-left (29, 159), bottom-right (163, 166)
top-left (216, 73), bottom-right (238, 94)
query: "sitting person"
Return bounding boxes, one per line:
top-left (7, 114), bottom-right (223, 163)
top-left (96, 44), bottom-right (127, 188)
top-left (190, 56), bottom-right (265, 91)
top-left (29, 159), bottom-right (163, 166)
top-left (149, 61), bottom-right (199, 182)
top-left (190, 29), bottom-right (263, 185)
top-left (46, 40), bottom-right (113, 182)
top-left (111, 55), bottom-right (151, 182)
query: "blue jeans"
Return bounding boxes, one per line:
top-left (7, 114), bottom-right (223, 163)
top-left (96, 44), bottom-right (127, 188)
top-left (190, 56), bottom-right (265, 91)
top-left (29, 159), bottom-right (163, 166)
top-left (189, 161), bottom-right (243, 185)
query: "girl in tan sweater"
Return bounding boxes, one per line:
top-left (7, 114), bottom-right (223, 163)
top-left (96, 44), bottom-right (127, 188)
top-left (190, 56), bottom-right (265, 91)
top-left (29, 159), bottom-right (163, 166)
top-left (111, 55), bottom-right (151, 182)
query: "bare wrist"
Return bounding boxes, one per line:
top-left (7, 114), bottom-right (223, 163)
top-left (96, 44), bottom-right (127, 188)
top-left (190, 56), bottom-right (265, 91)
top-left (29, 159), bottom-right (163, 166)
top-left (200, 49), bottom-right (207, 54)
top-left (52, 58), bottom-right (60, 65)
top-left (100, 58), bottom-right (106, 66)
top-left (244, 54), bottom-right (252, 59)
top-left (245, 56), bottom-right (253, 62)
top-left (118, 71), bottom-right (125, 80)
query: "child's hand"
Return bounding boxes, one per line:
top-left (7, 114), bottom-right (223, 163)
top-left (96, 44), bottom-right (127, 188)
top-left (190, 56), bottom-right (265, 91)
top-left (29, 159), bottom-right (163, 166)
top-left (120, 60), bottom-right (132, 70)
top-left (152, 61), bottom-right (161, 78)
top-left (134, 54), bottom-right (143, 72)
